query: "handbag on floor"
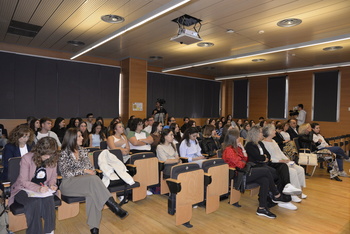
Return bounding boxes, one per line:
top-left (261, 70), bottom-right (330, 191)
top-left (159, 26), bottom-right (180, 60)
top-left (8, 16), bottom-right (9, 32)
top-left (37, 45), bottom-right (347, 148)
top-left (298, 149), bottom-right (318, 166)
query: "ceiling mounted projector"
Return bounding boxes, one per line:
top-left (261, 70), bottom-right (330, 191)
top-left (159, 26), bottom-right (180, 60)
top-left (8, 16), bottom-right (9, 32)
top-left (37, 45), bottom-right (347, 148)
top-left (170, 14), bottom-right (202, 45)
top-left (170, 28), bottom-right (202, 44)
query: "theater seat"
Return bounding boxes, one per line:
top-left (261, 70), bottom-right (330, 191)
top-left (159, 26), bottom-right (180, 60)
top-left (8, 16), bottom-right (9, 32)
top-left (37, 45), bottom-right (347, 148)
top-left (201, 158), bottom-right (229, 214)
top-left (166, 163), bottom-right (206, 227)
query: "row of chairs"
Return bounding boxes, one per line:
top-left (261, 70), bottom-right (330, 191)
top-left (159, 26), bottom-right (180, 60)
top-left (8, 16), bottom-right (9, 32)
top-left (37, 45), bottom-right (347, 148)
top-left (2, 148), bottom-right (259, 231)
top-left (325, 134), bottom-right (350, 154)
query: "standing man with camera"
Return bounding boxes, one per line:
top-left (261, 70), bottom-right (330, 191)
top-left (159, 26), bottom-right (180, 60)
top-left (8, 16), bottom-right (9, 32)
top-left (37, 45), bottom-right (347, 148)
top-left (152, 99), bottom-right (168, 125)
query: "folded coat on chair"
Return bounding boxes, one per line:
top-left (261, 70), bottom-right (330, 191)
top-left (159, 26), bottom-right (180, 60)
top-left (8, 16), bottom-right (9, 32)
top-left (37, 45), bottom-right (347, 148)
top-left (98, 150), bottom-right (135, 187)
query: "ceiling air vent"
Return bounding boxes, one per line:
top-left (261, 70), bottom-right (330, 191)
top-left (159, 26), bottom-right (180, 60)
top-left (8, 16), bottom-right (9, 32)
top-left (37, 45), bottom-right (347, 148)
top-left (7, 20), bottom-right (42, 37)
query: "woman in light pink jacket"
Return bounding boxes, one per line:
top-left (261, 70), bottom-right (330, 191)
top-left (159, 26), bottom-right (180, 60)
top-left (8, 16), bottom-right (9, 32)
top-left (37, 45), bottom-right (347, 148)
top-left (9, 137), bottom-right (59, 234)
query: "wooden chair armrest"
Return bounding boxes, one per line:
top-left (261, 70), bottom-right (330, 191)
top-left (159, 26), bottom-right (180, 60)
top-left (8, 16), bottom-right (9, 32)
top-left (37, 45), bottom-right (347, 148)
top-left (204, 173), bottom-right (212, 187)
top-left (166, 178), bottom-right (181, 194)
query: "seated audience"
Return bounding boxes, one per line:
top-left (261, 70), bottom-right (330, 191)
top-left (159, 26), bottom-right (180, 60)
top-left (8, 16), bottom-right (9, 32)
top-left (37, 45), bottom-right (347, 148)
top-left (163, 116), bottom-right (176, 129)
top-left (245, 125), bottom-right (301, 211)
top-left (52, 117), bottom-right (66, 143)
top-left (36, 117), bottom-right (61, 148)
top-left (236, 119), bottom-right (243, 130)
top-left (127, 118), bottom-right (153, 154)
top-left (78, 121), bottom-right (90, 147)
top-left (169, 123), bottom-right (182, 144)
top-left (89, 122), bottom-right (106, 148)
top-left (59, 128), bottom-right (128, 234)
top-left (9, 137), bottom-right (59, 234)
top-left (215, 120), bottom-right (223, 136)
top-left (200, 124), bottom-right (220, 157)
top-left (180, 117), bottom-right (190, 133)
top-left (0, 123), bottom-right (8, 148)
top-left (240, 123), bottom-right (251, 139)
top-left (107, 123), bottom-right (130, 163)
top-left (179, 127), bottom-right (205, 164)
top-left (150, 121), bottom-right (163, 152)
top-left (156, 129), bottom-right (181, 177)
top-left (219, 124), bottom-right (233, 144)
top-left (1, 125), bottom-right (34, 181)
top-left (95, 117), bottom-right (108, 137)
top-left (86, 113), bottom-right (94, 133)
top-left (143, 116), bottom-right (154, 134)
top-left (262, 124), bottom-right (307, 203)
top-left (222, 128), bottom-right (284, 218)
top-left (107, 118), bottom-right (119, 136)
top-left (287, 118), bottom-right (299, 140)
top-left (274, 123), bottom-right (297, 161)
top-left (311, 123), bottom-right (349, 178)
top-left (29, 118), bottom-right (40, 137)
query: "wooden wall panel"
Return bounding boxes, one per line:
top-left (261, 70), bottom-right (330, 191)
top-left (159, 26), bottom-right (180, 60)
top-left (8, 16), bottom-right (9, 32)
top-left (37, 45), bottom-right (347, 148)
top-left (248, 77), bottom-right (268, 121)
top-left (221, 80), bottom-right (233, 116)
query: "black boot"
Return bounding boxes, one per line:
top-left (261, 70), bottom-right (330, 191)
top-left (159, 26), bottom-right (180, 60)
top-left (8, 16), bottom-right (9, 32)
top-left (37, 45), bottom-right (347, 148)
top-left (90, 228), bottom-right (99, 234)
top-left (105, 197), bottom-right (129, 219)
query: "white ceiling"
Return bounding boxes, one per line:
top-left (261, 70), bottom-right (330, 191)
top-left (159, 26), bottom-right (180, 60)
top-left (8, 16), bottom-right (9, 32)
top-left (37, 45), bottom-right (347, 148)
top-left (1, 0), bottom-right (350, 78)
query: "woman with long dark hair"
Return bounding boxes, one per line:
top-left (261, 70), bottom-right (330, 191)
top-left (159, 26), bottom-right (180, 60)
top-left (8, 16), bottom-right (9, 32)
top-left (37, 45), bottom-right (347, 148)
top-left (59, 128), bottom-right (128, 234)
top-left (9, 137), bottom-right (59, 233)
top-left (169, 123), bottom-right (182, 144)
top-left (179, 127), bottom-right (205, 163)
top-left (156, 129), bottom-right (181, 177)
top-left (52, 117), bottom-right (66, 143)
top-left (107, 122), bottom-right (130, 163)
top-left (89, 122), bottom-right (106, 147)
top-left (78, 121), bottom-right (90, 147)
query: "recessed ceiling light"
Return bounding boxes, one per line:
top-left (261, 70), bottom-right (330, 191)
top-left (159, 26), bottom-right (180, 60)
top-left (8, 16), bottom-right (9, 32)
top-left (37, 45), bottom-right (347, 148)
top-left (252, 59), bottom-right (266, 62)
top-left (101, 14), bottom-right (125, 23)
top-left (277, 18), bottom-right (302, 27)
top-left (197, 42), bottom-right (214, 47)
top-left (226, 29), bottom-right (234, 33)
top-left (323, 46), bottom-right (343, 51)
top-left (258, 30), bottom-right (265, 34)
top-left (149, 56), bottom-right (163, 60)
top-left (67, 40), bottom-right (85, 46)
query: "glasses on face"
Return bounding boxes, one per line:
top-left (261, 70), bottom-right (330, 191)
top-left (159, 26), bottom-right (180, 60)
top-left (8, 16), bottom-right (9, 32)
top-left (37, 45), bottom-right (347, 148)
top-left (21, 135), bottom-right (30, 139)
top-left (138, 123), bottom-right (144, 126)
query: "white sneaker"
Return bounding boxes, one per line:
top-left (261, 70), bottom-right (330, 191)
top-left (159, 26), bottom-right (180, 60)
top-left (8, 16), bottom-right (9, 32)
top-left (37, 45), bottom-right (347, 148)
top-left (338, 171), bottom-right (349, 177)
top-left (118, 196), bottom-right (124, 202)
top-left (278, 202), bottom-right (298, 210)
top-left (282, 183), bottom-right (302, 195)
top-left (291, 195), bottom-right (302, 203)
top-left (193, 205), bottom-right (198, 208)
top-left (301, 193), bottom-right (307, 199)
top-left (146, 190), bottom-right (153, 196)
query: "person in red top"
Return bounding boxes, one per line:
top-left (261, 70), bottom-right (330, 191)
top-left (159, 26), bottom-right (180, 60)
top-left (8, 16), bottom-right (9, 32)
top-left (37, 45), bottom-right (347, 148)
top-left (222, 128), bottom-right (284, 219)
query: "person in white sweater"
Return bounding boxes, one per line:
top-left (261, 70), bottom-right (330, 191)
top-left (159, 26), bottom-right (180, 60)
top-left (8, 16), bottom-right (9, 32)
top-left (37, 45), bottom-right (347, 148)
top-left (36, 117), bottom-right (61, 148)
top-left (262, 124), bottom-right (307, 203)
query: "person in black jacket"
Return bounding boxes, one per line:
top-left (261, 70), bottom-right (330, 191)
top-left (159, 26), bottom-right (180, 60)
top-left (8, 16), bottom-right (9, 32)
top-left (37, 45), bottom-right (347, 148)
top-left (200, 125), bottom-right (220, 157)
top-left (297, 123), bottom-right (317, 151)
top-left (287, 118), bottom-right (299, 140)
